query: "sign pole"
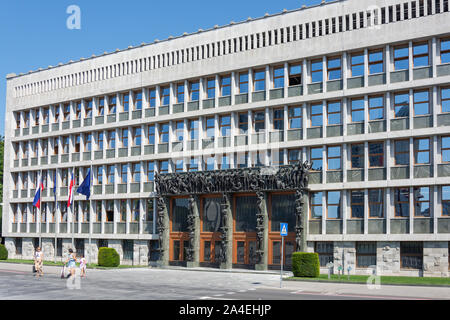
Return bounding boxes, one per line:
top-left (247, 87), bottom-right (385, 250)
top-left (280, 223), bottom-right (288, 289)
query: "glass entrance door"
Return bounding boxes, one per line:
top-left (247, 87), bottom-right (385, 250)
top-left (200, 196), bottom-right (222, 266)
top-left (233, 194), bottom-right (258, 267)
top-left (170, 197), bottom-right (190, 265)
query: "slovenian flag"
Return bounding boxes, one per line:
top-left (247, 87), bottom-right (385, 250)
top-left (67, 172), bottom-right (74, 208)
top-left (33, 177), bottom-right (44, 209)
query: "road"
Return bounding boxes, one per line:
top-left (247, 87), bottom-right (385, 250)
top-left (0, 263), bottom-right (448, 300)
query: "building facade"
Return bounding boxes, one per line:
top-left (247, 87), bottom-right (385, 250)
top-left (3, 0), bottom-right (450, 276)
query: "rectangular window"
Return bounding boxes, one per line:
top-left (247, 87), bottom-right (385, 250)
top-left (121, 129), bottom-right (128, 148)
top-left (327, 101), bottom-right (341, 125)
top-left (394, 92), bottom-right (410, 118)
top-left (327, 57), bottom-right (341, 80)
top-left (273, 108), bottom-right (284, 131)
top-left (108, 96), bottom-right (117, 114)
top-left (394, 140), bottom-right (410, 165)
top-left (205, 156), bottom-right (215, 171)
top-left (236, 152), bottom-right (248, 168)
top-left (133, 127), bottom-right (141, 146)
top-left (310, 147), bottom-right (323, 171)
top-left (310, 192), bottom-right (323, 219)
top-left (253, 110), bottom-right (265, 132)
top-left (442, 136), bottom-right (450, 163)
top-left (289, 106), bottom-right (302, 129)
top-left (442, 186), bottom-right (450, 216)
top-left (207, 78), bottom-right (215, 99)
top-left (413, 42), bottom-right (429, 67)
top-left (220, 115), bottom-right (231, 137)
top-left (253, 69), bottom-right (265, 91)
top-left (441, 87), bottom-right (450, 113)
top-left (351, 98), bottom-right (365, 122)
top-left (351, 144), bottom-right (364, 168)
top-left (177, 84), bottom-right (185, 103)
top-left (414, 138), bottom-right (430, 164)
top-left (288, 149), bottom-right (301, 165)
top-left (400, 242), bottom-right (423, 269)
top-left (414, 187), bottom-right (430, 217)
top-left (160, 123), bottom-right (169, 143)
top-left (122, 93), bottom-right (129, 112)
top-left (220, 75), bottom-right (231, 96)
top-left (310, 103), bottom-right (323, 127)
top-left (174, 121), bottom-right (184, 142)
top-left (394, 46), bottom-right (409, 70)
top-left (147, 161), bottom-right (155, 181)
top-left (441, 38), bottom-right (450, 64)
top-left (120, 200), bottom-right (127, 222)
top-left (107, 131), bottom-right (115, 149)
top-left (327, 146), bottom-right (341, 170)
top-left (189, 119), bottom-right (199, 140)
top-left (174, 159), bottom-right (183, 173)
top-left (160, 87), bottom-right (170, 106)
top-left (351, 52), bottom-right (364, 77)
top-left (356, 243), bottom-right (377, 268)
top-left (351, 190), bottom-right (364, 218)
top-left (149, 89), bottom-right (156, 108)
top-left (413, 90), bottom-right (430, 116)
top-left (289, 63), bottom-right (302, 86)
top-left (368, 50), bottom-right (384, 74)
top-left (84, 133), bottom-right (92, 152)
top-left (206, 117), bottom-right (215, 138)
top-left (147, 125), bottom-right (155, 145)
top-left (368, 96), bottom-right (384, 120)
top-left (369, 142), bottom-right (384, 167)
top-left (187, 158), bottom-right (198, 172)
top-left (121, 164), bottom-right (128, 183)
top-left (394, 188), bottom-right (410, 217)
top-left (75, 102), bottom-right (82, 120)
top-left (310, 60), bottom-right (323, 83)
top-left (98, 98), bottom-right (105, 116)
top-left (315, 242), bottom-right (333, 267)
top-left (369, 189), bottom-right (384, 218)
top-left (273, 66), bottom-right (284, 88)
top-left (238, 113), bottom-right (248, 134)
top-left (96, 166), bottom-right (103, 185)
top-left (327, 191), bottom-right (341, 219)
top-left (85, 100), bottom-right (93, 118)
top-left (239, 73), bottom-right (249, 93)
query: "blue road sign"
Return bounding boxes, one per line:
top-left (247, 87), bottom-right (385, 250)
top-left (280, 223), bottom-right (288, 237)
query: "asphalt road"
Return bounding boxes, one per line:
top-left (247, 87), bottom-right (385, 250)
top-left (0, 263), bottom-right (448, 301)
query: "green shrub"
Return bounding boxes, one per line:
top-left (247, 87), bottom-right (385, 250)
top-left (0, 244), bottom-right (8, 260)
top-left (98, 247), bottom-right (120, 267)
top-left (292, 252), bottom-right (320, 278)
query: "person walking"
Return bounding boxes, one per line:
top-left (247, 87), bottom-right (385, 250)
top-left (79, 255), bottom-right (87, 278)
top-left (34, 247), bottom-right (44, 278)
top-left (64, 248), bottom-right (77, 279)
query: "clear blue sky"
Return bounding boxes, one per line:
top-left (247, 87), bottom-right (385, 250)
top-left (0, 0), bottom-right (331, 136)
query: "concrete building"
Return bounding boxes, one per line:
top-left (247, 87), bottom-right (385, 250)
top-left (3, 0), bottom-right (450, 276)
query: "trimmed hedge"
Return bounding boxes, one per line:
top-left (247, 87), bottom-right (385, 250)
top-left (292, 252), bottom-right (320, 278)
top-left (98, 247), bottom-right (120, 267)
top-left (0, 244), bottom-right (8, 260)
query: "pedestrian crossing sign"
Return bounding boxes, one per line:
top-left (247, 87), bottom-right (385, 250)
top-left (280, 223), bottom-right (288, 237)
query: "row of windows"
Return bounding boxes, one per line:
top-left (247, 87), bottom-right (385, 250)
top-left (13, 0), bottom-right (450, 98)
top-left (310, 186), bottom-right (450, 219)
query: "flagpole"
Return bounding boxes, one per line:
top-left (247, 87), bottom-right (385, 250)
top-left (39, 169), bottom-right (43, 248)
top-left (71, 167), bottom-right (75, 249)
top-left (53, 170), bottom-right (57, 264)
top-left (89, 164), bottom-right (93, 266)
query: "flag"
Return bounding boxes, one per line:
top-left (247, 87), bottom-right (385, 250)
top-left (67, 172), bottom-right (74, 208)
top-left (77, 168), bottom-right (91, 200)
top-left (53, 171), bottom-right (57, 205)
top-left (33, 177), bottom-right (44, 209)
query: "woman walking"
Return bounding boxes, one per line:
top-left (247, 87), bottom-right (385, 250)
top-left (34, 247), bottom-right (44, 278)
top-left (64, 248), bottom-right (77, 278)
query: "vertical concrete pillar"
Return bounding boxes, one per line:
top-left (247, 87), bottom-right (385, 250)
top-left (187, 196), bottom-right (200, 268)
top-left (157, 197), bottom-right (170, 267)
top-left (255, 191), bottom-right (269, 271)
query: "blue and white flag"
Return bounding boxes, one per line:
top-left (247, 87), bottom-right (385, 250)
top-left (77, 168), bottom-right (91, 200)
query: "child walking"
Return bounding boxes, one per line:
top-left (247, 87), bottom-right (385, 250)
top-left (79, 255), bottom-right (87, 278)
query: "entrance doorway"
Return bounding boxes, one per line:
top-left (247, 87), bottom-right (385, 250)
top-left (169, 197), bottom-right (190, 266)
top-left (200, 196), bottom-right (222, 267)
top-left (233, 194), bottom-right (258, 268)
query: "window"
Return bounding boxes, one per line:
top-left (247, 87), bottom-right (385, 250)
top-left (351, 52), bottom-right (364, 77)
top-left (413, 90), bottom-right (430, 116)
top-left (207, 78), bottom-right (215, 99)
top-left (149, 89), bottom-right (156, 108)
top-left (176, 84), bottom-right (184, 103)
top-left (368, 96), bottom-right (384, 120)
top-left (205, 117), bottom-right (215, 138)
top-left (105, 201), bottom-right (113, 222)
top-left (394, 92), bottom-right (409, 117)
top-left (147, 161), bottom-right (155, 181)
top-left (147, 125), bottom-right (155, 145)
top-left (369, 142), bottom-right (384, 167)
top-left (34, 109), bottom-right (39, 126)
top-left (120, 200), bottom-right (127, 222)
top-left (107, 131), bottom-right (115, 149)
top-left (121, 164), bottom-right (128, 183)
top-left (369, 50), bottom-right (384, 74)
top-left (414, 187), bottom-right (430, 217)
top-left (273, 66), bottom-right (284, 88)
top-left (174, 121), bottom-right (184, 142)
top-left (122, 93), bottom-right (129, 112)
top-left (108, 95), bottom-right (117, 114)
top-left (121, 129), bottom-right (128, 148)
top-left (414, 138), bottom-right (430, 164)
top-left (84, 133), bottom-right (92, 152)
top-left (413, 42), bottom-right (429, 67)
top-left (253, 69), bottom-right (265, 91)
top-left (96, 166), bottom-right (103, 185)
top-left (327, 101), bottom-right (341, 125)
top-left (289, 63), bottom-right (302, 86)
top-left (238, 113), bottom-right (248, 134)
top-left (273, 109), bottom-right (284, 131)
top-left (85, 100), bottom-right (93, 118)
top-left (442, 136), bottom-right (450, 163)
top-left (394, 46), bottom-right (409, 70)
top-left (310, 60), bottom-right (323, 83)
top-left (315, 242), bottom-right (333, 267)
top-left (160, 87), bottom-right (170, 106)
top-left (351, 190), bottom-right (364, 218)
top-left (310, 103), bottom-right (323, 127)
top-left (400, 242), bottom-right (423, 269)
top-left (75, 102), bottom-right (81, 119)
top-left (253, 111), bottom-right (265, 132)
top-left (189, 82), bottom-right (199, 101)
top-left (310, 147), bottom-right (323, 171)
top-left (160, 123), bottom-right (169, 143)
top-left (187, 158), bottom-right (199, 172)
top-left (98, 98), bottom-right (105, 116)
top-left (351, 98), bottom-right (365, 122)
top-left (394, 188), bottom-right (410, 217)
top-left (219, 115), bottom-right (231, 137)
top-left (327, 146), bottom-right (341, 170)
top-left (239, 73), bottom-right (249, 93)
top-left (394, 140), bottom-right (410, 165)
top-left (442, 186), bottom-right (450, 216)
top-left (220, 75), bottom-right (231, 96)
top-left (442, 87), bottom-right (450, 113)
top-left (288, 149), bottom-right (301, 165)
top-left (133, 127), bottom-right (141, 146)
top-left (356, 243), bottom-right (377, 268)
top-left (369, 189), bottom-right (384, 218)
top-left (205, 156), bottom-right (215, 171)
top-left (441, 38), bottom-right (450, 64)
top-left (288, 106), bottom-right (302, 129)
top-left (327, 191), bottom-right (341, 219)
top-left (310, 192), bottom-right (323, 219)
top-left (63, 136), bottom-right (69, 154)
top-left (236, 152), bottom-right (248, 168)
top-left (327, 57), bottom-right (341, 80)
top-left (189, 119), bottom-right (199, 140)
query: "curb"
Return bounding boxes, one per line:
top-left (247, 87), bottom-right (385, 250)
top-left (285, 277), bottom-right (450, 288)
